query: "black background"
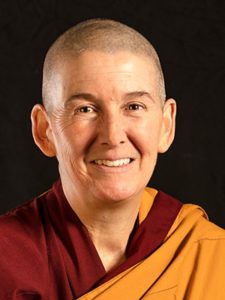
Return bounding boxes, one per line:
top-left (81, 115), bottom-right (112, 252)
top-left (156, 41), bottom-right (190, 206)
top-left (0, 0), bottom-right (224, 227)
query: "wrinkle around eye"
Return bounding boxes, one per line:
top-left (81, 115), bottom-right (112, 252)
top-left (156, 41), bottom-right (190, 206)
top-left (50, 107), bottom-right (78, 133)
top-left (54, 117), bottom-right (76, 133)
top-left (50, 106), bottom-right (98, 134)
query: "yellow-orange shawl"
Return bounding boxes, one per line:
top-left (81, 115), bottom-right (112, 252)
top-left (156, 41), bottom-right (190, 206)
top-left (78, 189), bottom-right (225, 300)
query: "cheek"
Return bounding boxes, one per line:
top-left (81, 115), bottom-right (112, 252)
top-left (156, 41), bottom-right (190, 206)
top-left (128, 117), bottom-right (162, 156)
top-left (56, 124), bottom-right (96, 161)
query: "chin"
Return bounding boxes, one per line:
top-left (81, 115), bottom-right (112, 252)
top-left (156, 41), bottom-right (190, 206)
top-left (93, 183), bottom-right (141, 204)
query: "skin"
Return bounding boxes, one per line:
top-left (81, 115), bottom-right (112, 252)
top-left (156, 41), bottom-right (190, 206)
top-left (31, 50), bottom-right (176, 271)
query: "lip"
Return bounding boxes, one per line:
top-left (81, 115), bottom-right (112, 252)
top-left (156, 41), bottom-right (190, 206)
top-left (90, 156), bottom-right (134, 162)
top-left (89, 158), bottom-right (136, 173)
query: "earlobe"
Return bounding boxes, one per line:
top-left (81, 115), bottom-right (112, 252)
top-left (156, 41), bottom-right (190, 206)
top-left (31, 104), bottom-right (56, 157)
top-left (158, 99), bottom-right (177, 153)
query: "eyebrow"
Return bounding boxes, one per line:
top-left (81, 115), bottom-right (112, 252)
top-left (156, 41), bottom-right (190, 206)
top-left (124, 91), bottom-right (154, 102)
top-left (65, 90), bottom-right (154, 105)
top-left (66, 93), bottom-right (97, 103)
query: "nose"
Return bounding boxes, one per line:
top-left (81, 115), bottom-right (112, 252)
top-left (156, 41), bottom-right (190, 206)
top-left (98, 113), bottom-right (126, 147)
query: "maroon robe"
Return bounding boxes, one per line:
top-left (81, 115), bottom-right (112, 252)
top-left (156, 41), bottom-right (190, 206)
top-left (0, 179), bottom-right (182, 299)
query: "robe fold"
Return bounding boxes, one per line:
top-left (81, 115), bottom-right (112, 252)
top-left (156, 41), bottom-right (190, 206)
top-left (0, 179), bottom-right (225, 299)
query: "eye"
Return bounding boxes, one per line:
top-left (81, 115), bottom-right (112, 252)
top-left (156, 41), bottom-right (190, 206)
top-left (126, 103), bottom-right (145, 111)
top-left (75, 106), bottom-right (96, 114)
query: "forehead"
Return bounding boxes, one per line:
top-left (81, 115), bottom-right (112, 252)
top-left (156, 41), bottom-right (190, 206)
top-left (62, 50), bottom-right (157, 76)
top-left (48, 50), bottom-right (160, 103)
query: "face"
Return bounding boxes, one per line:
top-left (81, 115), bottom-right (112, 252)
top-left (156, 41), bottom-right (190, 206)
top-left (34, 50), bottom-right (176, 204)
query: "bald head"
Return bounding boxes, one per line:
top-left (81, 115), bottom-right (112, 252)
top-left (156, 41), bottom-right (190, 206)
top-left (42, 19), bottom-right (166, 112)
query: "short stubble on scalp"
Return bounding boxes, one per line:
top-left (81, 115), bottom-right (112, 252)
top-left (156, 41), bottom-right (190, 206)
top-left (42, 18), bottom-right (166, 112)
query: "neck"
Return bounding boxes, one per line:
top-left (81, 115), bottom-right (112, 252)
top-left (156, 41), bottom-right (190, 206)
top-left (61, 179), bottom-right (143, 271)
top-left (84, 202), bottom-right (139, 271)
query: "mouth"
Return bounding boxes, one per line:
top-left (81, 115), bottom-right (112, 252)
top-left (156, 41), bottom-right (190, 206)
top-left (92, 158), bottom-right (134, 167)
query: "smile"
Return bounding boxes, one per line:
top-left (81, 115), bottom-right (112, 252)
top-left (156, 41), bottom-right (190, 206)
top-left (94, 158), bottom-right (132, 167)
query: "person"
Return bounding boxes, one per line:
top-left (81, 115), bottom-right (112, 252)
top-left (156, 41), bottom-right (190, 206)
top-left (0, 18), bottom-right (224, 300)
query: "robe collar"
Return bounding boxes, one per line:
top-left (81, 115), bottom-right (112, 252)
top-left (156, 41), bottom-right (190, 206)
top-left (48, 179), bottom-right (182, 297)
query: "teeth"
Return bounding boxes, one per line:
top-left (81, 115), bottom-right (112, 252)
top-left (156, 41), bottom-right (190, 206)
top-left (94, 158), bottom-right (131, 167)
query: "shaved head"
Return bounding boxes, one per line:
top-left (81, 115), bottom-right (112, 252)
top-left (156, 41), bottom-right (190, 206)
top-left (42, 19), bottom-right (166, 112)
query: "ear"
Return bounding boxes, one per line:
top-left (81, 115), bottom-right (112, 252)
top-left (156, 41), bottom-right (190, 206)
top-left (31, 104), bottom-right (56, 157)
top-left (158, 99), bottom-right (177, 153)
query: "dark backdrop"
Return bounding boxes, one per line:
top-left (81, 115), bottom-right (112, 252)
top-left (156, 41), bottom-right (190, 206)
top-left (0, 0), bottom-right (224, 227)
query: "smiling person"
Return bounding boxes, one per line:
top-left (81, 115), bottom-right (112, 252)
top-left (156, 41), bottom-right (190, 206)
top-left (1, 19), bottom-right (225, 300)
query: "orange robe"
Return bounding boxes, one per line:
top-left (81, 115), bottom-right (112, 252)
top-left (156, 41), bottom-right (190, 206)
top-left (78, 191), bottom-right (225, 300)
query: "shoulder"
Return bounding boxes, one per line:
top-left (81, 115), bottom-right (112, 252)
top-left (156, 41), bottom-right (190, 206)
top-left (0, 190), bottom-right (54, 294)
top-left (180, 203), bottom-right (225, 240)
top-left (0, 191), bottom-right (48, 240)
top-left (163, 195), bottom-right (225, 248)
top-left (0, 192), bottom-right (50, 283)
top-left (172, 202), bottom-right (225, 266)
